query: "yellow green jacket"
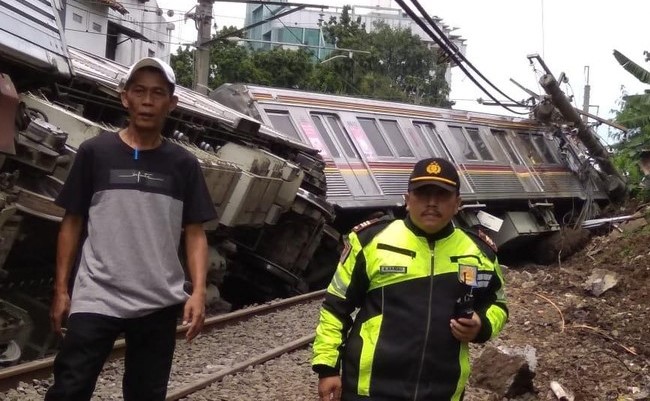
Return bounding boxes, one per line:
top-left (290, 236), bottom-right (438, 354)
top-left (312, 216), bottom-right (508, 401)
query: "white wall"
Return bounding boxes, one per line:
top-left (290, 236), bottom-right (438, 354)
top-left (64, 1), bottom-right (108, 55)
top-left (63, 0), bottom-right (173, 65)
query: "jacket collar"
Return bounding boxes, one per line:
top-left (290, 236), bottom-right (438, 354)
top-left (404, 215), bottom-right (455, 242)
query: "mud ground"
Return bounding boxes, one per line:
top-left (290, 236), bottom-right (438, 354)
top-left (465, 211), bottom-right (650, 401)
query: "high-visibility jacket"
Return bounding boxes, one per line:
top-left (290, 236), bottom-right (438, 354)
top-left (312, 216), bottom-right (508, 401)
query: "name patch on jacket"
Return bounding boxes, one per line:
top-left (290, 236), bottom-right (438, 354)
top-left (380, 266), bottom-right (407, 274)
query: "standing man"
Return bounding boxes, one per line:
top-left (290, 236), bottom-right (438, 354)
top-left (312, 157), bottom-right (508, 401)
top-left (45, 57), bottom-right (217, 401)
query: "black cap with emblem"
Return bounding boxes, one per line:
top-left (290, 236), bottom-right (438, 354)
top-left (408, 157), bottom-right (460, 193)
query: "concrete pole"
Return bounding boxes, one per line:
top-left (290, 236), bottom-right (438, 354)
top-left (193, 0), bottom-right (213, 95)
top-left (539, 73), bottom-right (627, 201)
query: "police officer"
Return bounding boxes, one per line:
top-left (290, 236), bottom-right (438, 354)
top-left (312, 157), bottom-right (508, 401)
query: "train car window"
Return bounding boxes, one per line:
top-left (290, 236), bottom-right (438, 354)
top-left (325, 115), bottom-right (360, 158)
top-left (311, 115), bottom-right (340, 158)
top-left (414, 123), bottom-right (439, 156)
top-left (532, 135), bottom-right (559, 164)
top-left (492, 130), bottom-right (522, 165)
top-left (449, 126), bottom-right (478, 160)
top-left (466, 128), bottom-right (493, 160)
top-left (380, 120), bottom-right (414, 157)
top-left (358, 118), bottom-right (393, 157)
top-left (516, 133), bottom-right (544, 164)
top-left (266, 110), bottom-right (302, 141)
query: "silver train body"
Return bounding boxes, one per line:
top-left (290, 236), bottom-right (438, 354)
top-left (0, 0), bottom-right (613, 364)
top-left (211, 84), bottom-right (610, 251)
top-left (0, 0), bottom-right (337, 363)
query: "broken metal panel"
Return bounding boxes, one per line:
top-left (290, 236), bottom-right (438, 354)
top-left (67, 47), bottom-right (313, 152)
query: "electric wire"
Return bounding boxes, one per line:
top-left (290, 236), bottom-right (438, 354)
top-left (394, 0), bottom-right (529, 115)
top-left (403, 0), bottom-right (529, 109)
top-left (408, 0), bottom-right (525, 106)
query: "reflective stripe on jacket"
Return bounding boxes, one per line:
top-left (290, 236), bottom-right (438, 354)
top-left (312, 217), bottom-right (508, 401)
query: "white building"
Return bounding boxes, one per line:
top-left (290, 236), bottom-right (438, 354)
top-left (244, 2), bottom-right (466, 64)
top-left (63, 0), bottom-right (175, 65)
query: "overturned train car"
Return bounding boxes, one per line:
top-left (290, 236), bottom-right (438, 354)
top-left (0, 2), bottom-right (337, 363)
top-left (211, 84), bottom-right (615, 258)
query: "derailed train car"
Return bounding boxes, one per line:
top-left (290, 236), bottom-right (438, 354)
top-left (211, 84), bottom-right (616, 258)
top-left (0, 1), bottom-right (339, 362)
top-left (0, 0), bottom-right (620, 364)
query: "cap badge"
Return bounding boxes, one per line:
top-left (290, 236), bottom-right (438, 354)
top-left (426, 161), bottom-right (441, 175)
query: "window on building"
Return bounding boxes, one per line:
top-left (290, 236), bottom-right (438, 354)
top-left (311, 115), bottom-right (340, 158)
top-left (449, 126), bottom-right (478, 160)
top-left (380, 120), bottom-right (413, 157)
top-left (358, 118), bottom-right (393, 157)
top-left (92, 22), bottom-right (102, 32)
top-left (304, 28), bottom-right (320, 47)
top-left (72, 13), bottom-right (83, 23)
top-left (492, 130), bottom-right (521, 165)
top-left (252, 6), bottom-right (263, 23)
top-left (266, 110), bottom-right (301, 141)
top-left (280, 27), bottom-right (303, 44)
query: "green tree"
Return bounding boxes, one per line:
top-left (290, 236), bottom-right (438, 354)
top-left (611, 50), bottom-right (650, 197)
top-left (319, 6), bottom-right (450, 107)
top-left (169, 45), bottom-right (194, 88)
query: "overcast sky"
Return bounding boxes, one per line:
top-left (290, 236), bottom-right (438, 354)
top-left (157, 0), bottom-right (650, 142)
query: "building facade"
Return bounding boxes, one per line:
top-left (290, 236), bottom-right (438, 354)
top-left (63, 0), bottom-right (174, 65)
top-left (244, 1), bottom-right (466, 82)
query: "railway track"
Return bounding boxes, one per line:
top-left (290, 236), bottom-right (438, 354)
top-left (0, 290), bottom-right (325, 398)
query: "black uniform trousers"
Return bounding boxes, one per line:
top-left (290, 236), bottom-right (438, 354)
top-left (45, 303), bottom-right (181, 401)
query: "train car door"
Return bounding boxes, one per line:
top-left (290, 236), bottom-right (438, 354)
top-left (310, 113), bottom-right (381, 197)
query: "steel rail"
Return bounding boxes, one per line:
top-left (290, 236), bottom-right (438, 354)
top-left (0, 289), bottom-right (325, 392)
top-left (165, 334), bottom-right (315, 400)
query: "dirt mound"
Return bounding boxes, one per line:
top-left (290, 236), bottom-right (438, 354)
top-left (466, 212), bottom-right (650, 400)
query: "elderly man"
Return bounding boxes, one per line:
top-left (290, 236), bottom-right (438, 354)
top-left (45, 57), bottom-right (217, 401)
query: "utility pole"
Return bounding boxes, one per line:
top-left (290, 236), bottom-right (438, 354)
top-left (582, 66), bottom-right (590, 124)
top-left (193, 0), bottom-right (214, 95)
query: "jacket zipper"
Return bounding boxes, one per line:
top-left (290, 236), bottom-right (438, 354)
top-left (413, 239), bottom-right (435, 400)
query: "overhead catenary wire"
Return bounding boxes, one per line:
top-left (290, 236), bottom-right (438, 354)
top-left (394, 0), bottom-right (529, 115)
top-left (406, 0), bottom-right (525, 106)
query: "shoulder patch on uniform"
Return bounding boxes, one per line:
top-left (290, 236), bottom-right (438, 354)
top-left (463, 227), bottom-right (498, 253)
top-left (352, 215), bottom-right (394, 233)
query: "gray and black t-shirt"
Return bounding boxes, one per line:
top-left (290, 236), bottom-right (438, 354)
top-left (56, 131), bottom-right (217, 318)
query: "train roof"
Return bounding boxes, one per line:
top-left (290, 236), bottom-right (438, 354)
top-left (67, 48), bottom-right (318, 154)
top-left (0, 0), bottom-right (71, 78)
top-left (232, 84), bottom-right (542, 130)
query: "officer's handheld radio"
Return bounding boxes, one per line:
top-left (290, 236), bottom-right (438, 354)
top-left (454, 268), bottom-right (476, 320)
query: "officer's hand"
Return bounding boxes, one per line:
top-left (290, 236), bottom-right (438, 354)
top-left (450, 312), bottom-right (481, 342)
top-left (318, 375), bottom-right (342, 401)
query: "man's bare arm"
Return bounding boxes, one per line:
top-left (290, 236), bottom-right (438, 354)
top-left (51, 213), bottom-right (84, 335)
top-left (183, 223), bottom-right (208, 341)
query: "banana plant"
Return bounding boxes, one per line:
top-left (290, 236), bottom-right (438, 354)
top-left (612, 50), bottom-right (650, 194)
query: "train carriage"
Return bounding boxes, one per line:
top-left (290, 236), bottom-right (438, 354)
top-left (211, 84), bottom-right (610, 255)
